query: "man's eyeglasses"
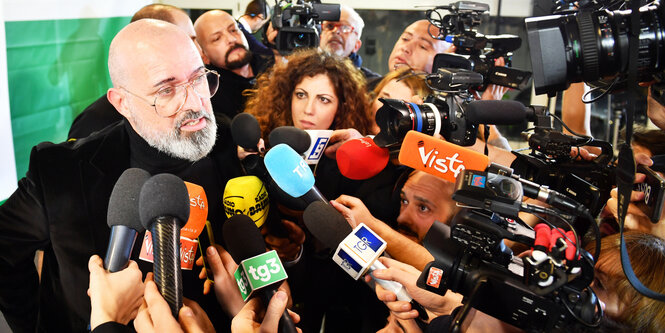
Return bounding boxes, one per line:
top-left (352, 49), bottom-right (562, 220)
top-left (322, 22), bottom-right (356, 35)
top-left (121, 69), bottom-right (220, 118)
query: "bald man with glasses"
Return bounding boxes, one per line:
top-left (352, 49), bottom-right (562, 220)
top-left (0, 19), bottom-right (242, 332)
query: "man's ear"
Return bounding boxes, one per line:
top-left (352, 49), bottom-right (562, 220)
top-left (353, 39), bottom-right (362, 54)
top-left (107, 88), bottom-right (130, 119)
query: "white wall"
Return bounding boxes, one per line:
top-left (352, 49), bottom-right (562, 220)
top-left (160, 0), bottom-right (533, 17)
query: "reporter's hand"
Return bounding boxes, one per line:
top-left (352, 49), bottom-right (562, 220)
top-left (88, 255), bottom-right (144, 330)
top-left (370, 257), bottom-right (463, 318)
top-left (263, 219), bottom-right (306, 261)
top-left (325, 128), bottom-right (363, 159)
top-left (332, 194), bottom-right (380, 229)
top-left (231, 290), bottom-right (301, 333)
top-left (179, 298), bottom-right (215, 333)
top-left (196, 244), bottom-right (245, 317)
top-left (238, 138), bottom-right (265, 161)
top-left (134, 278), bottom-right (183, 333)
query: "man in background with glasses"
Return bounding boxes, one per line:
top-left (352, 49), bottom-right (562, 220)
top-left (319, 4), bottom-right (380, 80)
top-left (0, 19), bottom-right (242, 332)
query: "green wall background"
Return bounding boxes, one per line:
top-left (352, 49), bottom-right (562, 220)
top-left (5, 16), bottom-right (129, 180)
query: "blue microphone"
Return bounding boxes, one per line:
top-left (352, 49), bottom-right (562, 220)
top-left (264, 144), bottom-right (328, 204)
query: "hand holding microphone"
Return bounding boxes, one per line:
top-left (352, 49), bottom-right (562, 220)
top-left (371, 257), bottom-right (463, 320)
top-left (88, 255), bottom-right (143, 330)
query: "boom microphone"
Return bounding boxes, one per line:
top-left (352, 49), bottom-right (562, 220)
top-left (139, 173), bottom-right (190, 317)
top-left (465, 100), bottom-right (548, 125)
top-left (231, 113), bottom-right (262, 151)
top-left (269, 126), bottom-right (311, 154)
top-left (465, 100), bottom-right (527, 125)
top-left (223, 215), bottom-right (298, 333)
top-left (398, 131), bottom-right (489, 183)
top-left (264, 144), bottom-right (328, 203)
top-left (336, 137), bottom-right (389, 180)
top-left (105, 168), bottom-right (150, 272)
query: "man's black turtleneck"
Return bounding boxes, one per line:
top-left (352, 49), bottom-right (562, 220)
top-left (123, 120), bottom-right (238, 331)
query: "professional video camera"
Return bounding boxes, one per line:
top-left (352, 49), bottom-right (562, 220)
top-left (373, 67), bottom-right (484, 149)
top-left (525, 0), bottom-right (665, 99)
top-left (511, 105), bottom-right (615, 218)
top-left (418, 170), bottom-right (602, 332)
top-left (271, 0), bottom-right (340, 54)
top-left (426, 1), bottom-right (532, 91)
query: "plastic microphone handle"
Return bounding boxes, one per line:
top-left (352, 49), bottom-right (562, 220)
top-left (151, 216), bottom-right (183, 318)
top-left (104, 226), bottom-right (138, 272)
top-left (368, 260), bottom-right (411, 301)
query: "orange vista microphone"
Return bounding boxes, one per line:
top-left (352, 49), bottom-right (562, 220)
top-left (398, 131), bottom-right (489, 183)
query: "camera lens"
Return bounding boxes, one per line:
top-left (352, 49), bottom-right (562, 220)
top-left (374, 98), bottom-right (445, 147)
top-left (526, 3), bottom-right (665, 95)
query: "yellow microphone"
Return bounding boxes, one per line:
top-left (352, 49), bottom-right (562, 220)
top-left (223, 176), bottom-right (270, 228)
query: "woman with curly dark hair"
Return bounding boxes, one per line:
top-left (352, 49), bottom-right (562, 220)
top-left (244, 48), bottom-right (372, 138)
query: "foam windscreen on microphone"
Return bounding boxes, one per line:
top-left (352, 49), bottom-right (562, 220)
top-left (231, 113), bottom-right (262, 149)
top-left (223, 176), bottom-right (270, 228)
top-left (108, 168), bottom-right (151, 231)
top-left (465, 100), bottom-right (527, 125)
top-left (269, 126), bottom-right (311, 155)
top-left (264, 144), bottom-right (315, 197)
top-left (303, 201), bottom-right (352, 250)
top-left (222, 214), bottom-right (266, 262)
top-left (139, 173), bottom-right (190, 230)
top-left (337, 137), bottom-right (389, 180)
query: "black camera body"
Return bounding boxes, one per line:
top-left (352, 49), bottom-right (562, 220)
top-left (373, 67), bottom-right (483, 149)
top-left (525, 1), bottom-right (665, 96)
top-left (272, 1), bottom-right (340, 54)
top-left (418, 208), bottom-right (600, 332)
top-left (427, 1), bottom-right (532, 90)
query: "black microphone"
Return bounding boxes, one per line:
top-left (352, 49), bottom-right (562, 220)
top-left (269, 126), bottom-right (311, 154)
top-left (223, 215), bottom-right (298, 333)
top-left (302, 202), bottom-right (428, 319)
top-left (231, 113), bottom-right (262, 151)
top-left (465, 100), bottom-right (549, 125)
top-left (104, 168), bottom-right (150, 272)
top-left (139, 173), bottom-right (190, 318)
top-left (486, 163), bottom-right (591, 216)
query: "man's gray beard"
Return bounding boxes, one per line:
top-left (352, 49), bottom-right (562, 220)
top-left (132, 108), bottom-right (217, 162)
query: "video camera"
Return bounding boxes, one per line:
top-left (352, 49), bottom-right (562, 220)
top-left (373, 68), bottom-right (484, 149)
top-left (271, 0), bottom-right (340, 54)
top-left (418, 170), bottom-right (602, 332)
top-left (511, 106), bottom-right (615, 218)
top-left (525, 0), bottom-right (665, 100)
top-left (426, 1), bottom-right (532, 91)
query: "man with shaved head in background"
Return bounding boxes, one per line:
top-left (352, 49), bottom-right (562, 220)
top-left (195, 10), bottom-right (270, 119)
top-left (388, 20), bottom-right (452, 74)
top-left (0, 19), bottom-right (241, 332)
top-left (68, 4), bottom-right (203, 140)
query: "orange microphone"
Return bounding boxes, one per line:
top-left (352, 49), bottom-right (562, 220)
top-left (398, 131), bottom-right (489, 183)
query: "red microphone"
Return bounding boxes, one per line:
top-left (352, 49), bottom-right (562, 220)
top-left (337, 137), bottom-right (390, 180)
